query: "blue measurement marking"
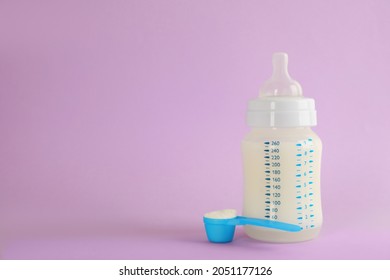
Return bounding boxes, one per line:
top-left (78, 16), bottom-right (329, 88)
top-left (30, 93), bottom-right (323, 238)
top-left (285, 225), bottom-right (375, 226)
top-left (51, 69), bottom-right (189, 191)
top-left (264, 163), bottom-right (270, 166)
top-left (265, 201), bottom-right (270, 204)
top-left (265, 193), bottom-right (270, 196)
top-left (265, 215), bottom-right (270, 218)
top-left (265, 178), bottom-right (270, 181)
top-left (308, 140), bottom-right (315, 233)
top-left (264, 156), bottom-right (270, 159)
top-left (265, 208), bottom-right (270, 211)
top-left (265, 185), bottom-right (270, 188)
top-left (264, 141), bottom-right (270, 145)
top-left (297, 140), bottom-right (314, 230)
top-left (265, 170), bottom-right (270, 173)
top-left (264, 149), bottom-right (269, 152)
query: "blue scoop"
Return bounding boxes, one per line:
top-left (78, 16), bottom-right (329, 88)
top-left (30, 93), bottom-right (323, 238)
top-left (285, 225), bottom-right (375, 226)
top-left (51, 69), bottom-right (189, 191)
top-left (203, 215), bottom-right (302, 243)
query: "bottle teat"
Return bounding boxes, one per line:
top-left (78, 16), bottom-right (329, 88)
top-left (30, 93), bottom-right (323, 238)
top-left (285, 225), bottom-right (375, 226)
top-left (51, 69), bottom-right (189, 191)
top-left (247, 52), bottom-right (316, 127)
top-left (260, 52), bottom-right (303, 97)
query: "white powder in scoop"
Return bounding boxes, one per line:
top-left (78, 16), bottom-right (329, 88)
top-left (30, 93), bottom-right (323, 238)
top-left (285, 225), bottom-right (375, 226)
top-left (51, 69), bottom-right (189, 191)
top-left (204, 209), bottom-right (237, 219)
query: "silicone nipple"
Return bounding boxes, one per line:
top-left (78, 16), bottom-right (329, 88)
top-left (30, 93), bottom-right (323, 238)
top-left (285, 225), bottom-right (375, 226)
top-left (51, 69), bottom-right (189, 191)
top-left (260, 52), bottom-right (303, 97)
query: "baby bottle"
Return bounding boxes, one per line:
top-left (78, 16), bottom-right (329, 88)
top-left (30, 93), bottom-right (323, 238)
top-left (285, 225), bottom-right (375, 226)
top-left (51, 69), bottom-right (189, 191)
top-left (242, 53), bottom-right (323, 243)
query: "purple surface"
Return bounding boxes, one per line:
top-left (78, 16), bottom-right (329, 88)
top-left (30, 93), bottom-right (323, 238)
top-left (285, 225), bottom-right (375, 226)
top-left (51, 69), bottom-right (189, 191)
top-left (1, 0), bottom-right (390, 259)
top-left (2, 225), bottom-right (390, 260)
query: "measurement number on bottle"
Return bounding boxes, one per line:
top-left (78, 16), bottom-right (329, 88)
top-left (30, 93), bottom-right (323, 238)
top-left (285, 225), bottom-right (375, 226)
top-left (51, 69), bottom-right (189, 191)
top-left (264, 141), bottom-right (281, 220)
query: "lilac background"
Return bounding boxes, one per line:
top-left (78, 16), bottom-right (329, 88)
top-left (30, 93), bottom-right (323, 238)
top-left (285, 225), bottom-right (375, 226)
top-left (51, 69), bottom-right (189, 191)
top-left (1, 0), bottom-right (390, 259)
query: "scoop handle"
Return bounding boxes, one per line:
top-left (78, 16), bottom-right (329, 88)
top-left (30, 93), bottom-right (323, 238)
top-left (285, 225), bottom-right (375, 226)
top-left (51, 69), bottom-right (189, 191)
top-left (236, 216), bottom-right (301, 232)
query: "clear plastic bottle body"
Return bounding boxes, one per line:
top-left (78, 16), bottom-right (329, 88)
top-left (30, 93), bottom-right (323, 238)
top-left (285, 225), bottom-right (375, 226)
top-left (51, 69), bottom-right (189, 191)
top-left (242, 127), bottom-right (322, 243)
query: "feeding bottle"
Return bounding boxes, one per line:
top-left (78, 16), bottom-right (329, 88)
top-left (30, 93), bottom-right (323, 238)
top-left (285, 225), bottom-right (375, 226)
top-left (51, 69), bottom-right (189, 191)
top-left (242, 52), bottom-right (323, 242)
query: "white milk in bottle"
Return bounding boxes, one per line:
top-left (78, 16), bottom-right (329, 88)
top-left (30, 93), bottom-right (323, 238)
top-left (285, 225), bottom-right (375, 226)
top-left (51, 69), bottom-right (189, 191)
top-left (242, 53), bottom-right (323, 243)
